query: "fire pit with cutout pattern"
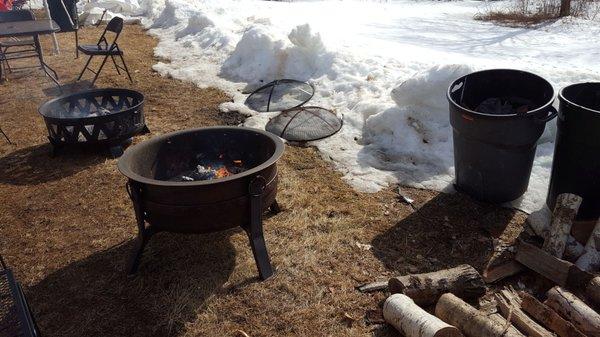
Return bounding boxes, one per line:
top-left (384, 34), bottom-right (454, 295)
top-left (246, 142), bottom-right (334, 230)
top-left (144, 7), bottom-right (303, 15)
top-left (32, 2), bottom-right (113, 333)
top-left (38, 88), bottom-right (149, 157)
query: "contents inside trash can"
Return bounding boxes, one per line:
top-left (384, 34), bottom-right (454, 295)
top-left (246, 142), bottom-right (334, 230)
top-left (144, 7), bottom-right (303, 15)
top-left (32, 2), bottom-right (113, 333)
top-left (474, 96), bottom-right (534, 115)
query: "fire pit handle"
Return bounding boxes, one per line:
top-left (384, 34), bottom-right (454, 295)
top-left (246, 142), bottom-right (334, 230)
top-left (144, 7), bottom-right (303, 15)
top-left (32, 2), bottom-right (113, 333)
top-left (249, 176), bottom-right (267, 196)
top-left (534, 106), bottom-right (558, 124)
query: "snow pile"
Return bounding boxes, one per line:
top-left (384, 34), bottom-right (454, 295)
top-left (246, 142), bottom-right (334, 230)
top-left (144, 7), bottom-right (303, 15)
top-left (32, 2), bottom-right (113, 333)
top-left (222, 24), bottom-right (331, 84)
top-left (75, 0), bottom-right (600, 213)
top-left (363, 64), bottom-right (475, 191)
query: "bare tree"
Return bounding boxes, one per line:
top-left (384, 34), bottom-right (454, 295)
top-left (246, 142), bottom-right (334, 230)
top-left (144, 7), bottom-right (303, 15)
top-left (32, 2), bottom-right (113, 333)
top-left (560, 0), bottom-right (572, 16)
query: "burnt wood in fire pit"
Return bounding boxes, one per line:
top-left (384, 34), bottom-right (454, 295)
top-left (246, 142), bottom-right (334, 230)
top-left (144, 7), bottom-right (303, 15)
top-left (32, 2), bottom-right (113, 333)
top-left (38, 88), bottom-right (149, 157)
top-left (118, 126), bottom-right (285, 280)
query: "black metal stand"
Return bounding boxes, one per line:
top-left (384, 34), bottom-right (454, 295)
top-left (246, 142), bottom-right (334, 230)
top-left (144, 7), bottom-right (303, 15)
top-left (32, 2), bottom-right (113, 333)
top-left (242, 176), bottom-right (274, 280)
top-left (125, 176), bottom-right (277, 280)
top-left (126, 181), bottom-right (154, 274)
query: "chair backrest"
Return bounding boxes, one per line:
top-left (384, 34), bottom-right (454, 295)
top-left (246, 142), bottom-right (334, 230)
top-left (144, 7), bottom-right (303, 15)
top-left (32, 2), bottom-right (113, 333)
top-left (0, 9), bottom-right (35, 23)
top-left (105, 16), bottom-right (124, 34)
top-left (97, 16), bottom-right (124, 50)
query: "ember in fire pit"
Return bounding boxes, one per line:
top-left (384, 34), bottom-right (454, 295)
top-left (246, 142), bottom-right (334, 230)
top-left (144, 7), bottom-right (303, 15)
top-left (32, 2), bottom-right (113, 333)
top-left (167, 154), bottom-right (247, 182)
top-left (118, 126), bottom-right (285, 280)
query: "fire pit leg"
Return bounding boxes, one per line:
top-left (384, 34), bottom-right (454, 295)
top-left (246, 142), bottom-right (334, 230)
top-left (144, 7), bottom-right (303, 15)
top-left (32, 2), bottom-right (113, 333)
top-left (269, 200), bottom-right (281, 214)
top-left (109, 145), bottom-right (124, 158)
top-left (244, 176), bottom-right (274, 280)
top-left (126, 181), bottom-right (155, 274)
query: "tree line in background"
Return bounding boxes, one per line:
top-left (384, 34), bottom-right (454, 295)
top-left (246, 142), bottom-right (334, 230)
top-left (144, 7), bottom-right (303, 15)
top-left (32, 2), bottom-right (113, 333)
top-left (476, 0), bottom-right (599, 26)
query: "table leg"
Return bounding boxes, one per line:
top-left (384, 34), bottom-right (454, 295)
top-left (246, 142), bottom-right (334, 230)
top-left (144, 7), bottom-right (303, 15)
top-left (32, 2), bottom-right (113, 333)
top-left (34, 34), bottom-right (61, 91)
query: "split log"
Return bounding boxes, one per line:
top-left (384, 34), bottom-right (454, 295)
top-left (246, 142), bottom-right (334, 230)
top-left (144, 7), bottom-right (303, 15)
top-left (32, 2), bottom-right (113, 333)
top-left (519, 291), bottom-right (587, 337)
top-left (587, 276), bottom-right (600, 306)
top-left (388, 265), bottom-right (485, 306)
top-left (383, 294), bottom-right (463, 337)
top-left (357, 281), bottom-right (387, 293)
top-left (435, 293), bottom-right (524, 337)
top-left (543, 193), bottom-right (583, 258)
top-left (495, 288), bottom-right (554, 337)
top-left (516, 240), bottom-right (594, 289)
top-left (545, 286), bottom-right (600, 337)
top-left (488, 313), bottom-right (526, 337)
top-left (575, 219), bottom-right (600, 272)
top-left (483, 260), bottom-right (524, 284)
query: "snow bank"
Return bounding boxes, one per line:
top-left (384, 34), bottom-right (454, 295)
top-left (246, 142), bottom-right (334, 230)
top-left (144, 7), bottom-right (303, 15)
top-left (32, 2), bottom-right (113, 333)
top-left (363, 65), bottom-right (474, 191)
top-left (222, 24), bottom-right (332, 84)
top-left (76, 0), bottom-right (600, 213)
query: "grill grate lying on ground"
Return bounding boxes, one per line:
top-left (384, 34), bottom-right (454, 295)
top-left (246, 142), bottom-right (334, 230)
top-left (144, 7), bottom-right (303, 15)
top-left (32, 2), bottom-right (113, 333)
top-left (266, 106), bottom-right (342, 142)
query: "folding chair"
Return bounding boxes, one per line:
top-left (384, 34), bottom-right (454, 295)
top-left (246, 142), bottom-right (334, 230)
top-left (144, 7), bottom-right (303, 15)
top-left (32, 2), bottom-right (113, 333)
top-left (77, 16), bottom-right (132, 86)
top-left (0, 10), bottom-right (38, 75)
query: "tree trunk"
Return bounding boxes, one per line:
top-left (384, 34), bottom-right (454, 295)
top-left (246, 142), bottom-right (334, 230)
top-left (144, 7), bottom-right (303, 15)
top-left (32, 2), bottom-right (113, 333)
top-left (545, 286), bottom-right (600, 337)
top-left (543, 193), bottom-right (582, 258)
top-left (575, 219), bottom-right (600, 272)
top-left (435, 293), bottom-right (524, 337)
top-left (383, 294), bottom-right (463, 337)
top-left (388, 265), bottom-right (485, 306)
top-left (560, 0), bottom-right (571, 17)
top-left (495, 288), bottom-right (554, 337)
top-left (519, 291), bottom-right (587, 337)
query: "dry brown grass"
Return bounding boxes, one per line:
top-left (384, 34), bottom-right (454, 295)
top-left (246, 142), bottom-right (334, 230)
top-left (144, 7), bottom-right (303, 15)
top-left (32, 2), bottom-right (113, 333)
top-left (0, 25), bottom-right (528, 337)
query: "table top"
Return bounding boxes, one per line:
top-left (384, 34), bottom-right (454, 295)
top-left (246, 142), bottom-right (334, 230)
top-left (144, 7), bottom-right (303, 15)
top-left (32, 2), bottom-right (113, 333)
top-left (0, 19), bottom-right (60, 38)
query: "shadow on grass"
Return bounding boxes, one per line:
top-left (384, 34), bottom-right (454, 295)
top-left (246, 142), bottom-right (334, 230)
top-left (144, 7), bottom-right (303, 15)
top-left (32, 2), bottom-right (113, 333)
top-left (27, 231), bottom-right (237, 337)
top-left (371, 192), bottom-right (519, 275)
top-left (0, 143), bottom-right (107, 185)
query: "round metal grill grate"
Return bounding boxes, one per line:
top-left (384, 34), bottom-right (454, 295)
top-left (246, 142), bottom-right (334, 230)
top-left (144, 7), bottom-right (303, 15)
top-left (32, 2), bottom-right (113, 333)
top-left (245, 79), bottom-right (314, 112)
top-left (265, 106), bottom-right (342, 142)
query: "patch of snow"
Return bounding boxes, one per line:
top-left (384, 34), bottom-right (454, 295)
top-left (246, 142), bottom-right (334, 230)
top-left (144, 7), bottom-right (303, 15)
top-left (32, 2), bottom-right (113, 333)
top-left (77, 0), bottom-right (600, 213)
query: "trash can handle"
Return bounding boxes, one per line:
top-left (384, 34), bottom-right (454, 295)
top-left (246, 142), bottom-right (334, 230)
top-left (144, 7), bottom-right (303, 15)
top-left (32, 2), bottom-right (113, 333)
top-left (535, 106), bottom-right (558, 123)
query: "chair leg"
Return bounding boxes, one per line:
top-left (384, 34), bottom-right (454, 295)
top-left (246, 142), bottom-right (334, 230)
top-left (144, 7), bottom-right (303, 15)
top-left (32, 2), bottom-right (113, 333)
top-left (2, 47), bottom-right (12, 73)
top-left (119, 54), bottom-right (133, 83)
top-left (110, 55), bottom-right (121, 75)
top-left (75, 30), bottom-right (79, 59)
top-left (91, 55), bottom-right (110, 86)
top-left (77, 55), bottom-right (94, 81)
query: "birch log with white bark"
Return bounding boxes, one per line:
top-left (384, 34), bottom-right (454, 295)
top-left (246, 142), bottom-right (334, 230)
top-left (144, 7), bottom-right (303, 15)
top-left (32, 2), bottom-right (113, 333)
top-left (575, 219), bottom-right (600, 272)
top-left (435, 293), bottom-right (524, 337)
top-left (383, 294), bottom-right (463, 337)
top-left (527, 208), bottom-right (584, 261)
top-left (545, 286), bottom-right (600, 337)
top-left (543, 193), bottom-right (583, 258)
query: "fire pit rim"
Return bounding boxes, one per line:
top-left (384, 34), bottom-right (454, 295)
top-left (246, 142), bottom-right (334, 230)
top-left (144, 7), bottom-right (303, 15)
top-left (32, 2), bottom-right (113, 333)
top-left (117, 126), bottom-right (285, 187)
top-left (38, 87), bottom-right (145, 122)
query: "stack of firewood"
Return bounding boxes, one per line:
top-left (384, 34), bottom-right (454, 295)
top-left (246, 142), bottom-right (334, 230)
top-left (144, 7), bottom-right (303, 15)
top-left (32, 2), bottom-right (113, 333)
top-left (361, 193), bottom-right (600, 337)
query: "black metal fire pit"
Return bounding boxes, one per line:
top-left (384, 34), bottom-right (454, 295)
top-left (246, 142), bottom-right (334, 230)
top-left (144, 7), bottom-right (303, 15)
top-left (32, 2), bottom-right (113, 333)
top-left (38, 88), bottom-right (149, 157)
top-left (117, 126), bottom-right (285, 280)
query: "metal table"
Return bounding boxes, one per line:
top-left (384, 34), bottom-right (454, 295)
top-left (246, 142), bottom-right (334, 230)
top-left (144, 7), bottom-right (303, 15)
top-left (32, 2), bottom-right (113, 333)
top-left (0, 19), bottom-right (61, 87)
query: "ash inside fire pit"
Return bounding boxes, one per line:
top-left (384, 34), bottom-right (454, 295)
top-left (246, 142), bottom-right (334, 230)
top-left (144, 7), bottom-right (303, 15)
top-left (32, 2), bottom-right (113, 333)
top-left (168, 154), bottom-right (247, 182)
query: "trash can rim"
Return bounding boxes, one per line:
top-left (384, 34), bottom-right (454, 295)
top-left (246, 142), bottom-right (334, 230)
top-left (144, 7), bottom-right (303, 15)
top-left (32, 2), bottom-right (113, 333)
top-left (558, 82), bottom-right (600, 115)
top-left (447, 68), bottom-right (556, 119)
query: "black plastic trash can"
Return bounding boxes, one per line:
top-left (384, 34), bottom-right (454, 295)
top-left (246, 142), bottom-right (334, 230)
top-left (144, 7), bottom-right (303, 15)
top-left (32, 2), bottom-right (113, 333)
top-left (447, 69), bottom-right (558, 203)
top-left (547, 82), bottom-right (600, 220)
